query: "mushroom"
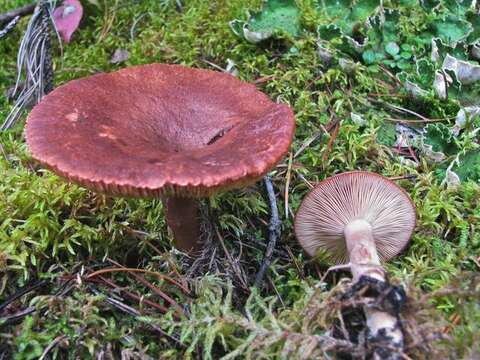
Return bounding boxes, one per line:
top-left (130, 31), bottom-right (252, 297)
top-left (294, 171), bottom-right (416, 356)
top-left (25, 64), bottom-right (295, 254)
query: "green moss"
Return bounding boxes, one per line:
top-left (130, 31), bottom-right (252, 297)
top-left (0, 0), bottom-right (479, 358)
top-left (454, 150), bottom-right (480, 182)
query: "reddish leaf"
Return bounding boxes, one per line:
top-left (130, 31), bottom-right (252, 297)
top-left (53, 0), bottom-right (83, 44)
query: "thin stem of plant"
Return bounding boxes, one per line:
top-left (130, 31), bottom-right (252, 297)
top-left (104, 259), bottom-right (187, 315)
top-left (86, 267), bottom-right (190, 295)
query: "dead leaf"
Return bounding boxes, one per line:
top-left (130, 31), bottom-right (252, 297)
top-left (53, 0), bottom-right (83, 44)
top-left (110, 49), bottom-right (129, 64)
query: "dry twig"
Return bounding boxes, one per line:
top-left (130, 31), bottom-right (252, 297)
top-left (86, 266), bottom-right (190, 295)
top-left (254, 176), bottom-right (281, 289)
top-left (0, 16), bottom-right (20, 39)
top-left (38, 335), bottom-right (67, 360)
top-left (0, 3), bottom-right (35, 26)
top-left (108, 260), bottom-right (185, 317)
top-left (284, 152), bottom-right (293, 219)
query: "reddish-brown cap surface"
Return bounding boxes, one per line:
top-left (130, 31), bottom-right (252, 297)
top-left (294, 171), bottom-right (416, 264)
top-left (25, 64), bottom-right (295, 198)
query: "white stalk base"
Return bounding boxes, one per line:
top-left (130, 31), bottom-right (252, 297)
top-left (344, 219), bottom-right (404, 358)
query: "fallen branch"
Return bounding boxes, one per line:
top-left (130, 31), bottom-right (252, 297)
top-left (0, 306), bottom-right (35, 326)
top-left (0, 280), bottom-right (48, 312)
top-left (254, 176), bottom-right (281, 289)
top-left (0, 16), bottom-right (20, 39)
top-left (0, 3), bottom-right (36, 26)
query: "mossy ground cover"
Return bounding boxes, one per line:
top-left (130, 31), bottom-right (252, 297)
top-left (0, 0), bottom-right (479, 358)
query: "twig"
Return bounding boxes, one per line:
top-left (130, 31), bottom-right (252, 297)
top-left (322, 120), bottom-right (341, 165)
top-left (38, 335), bottom-right (67, 360)
top-left (266, 275), bottom-right (285, 308)
top-left (91, 286), bottom-right (142, 316)
top-left (86, 267), bottom-right (190, 295)
top-left (96, 275), bottom-right (170, 314)
top-left (129, 12), bottom-right (148, 42)
top-left (0, 3), bottom-right (36, 26)
top-left (296, 173), bottom-right (315, 189)
top-left (0, 306), bottom-right (35, 326)
top-left (254, 176), bottom-right (281, 289)
top-left (0, 277), bottom-right (74, 327)
top-left (214, 224), bottom-right (249, 290)
top-left (0, 16), bottom-right (20, 39)
top-left (0, 280), bottom-right (48, 312)
top-left (385, 117), bottom-right (450, 123)
top-left (442, 312), bottom-right (461, 334)
top-left (285, 245), bottom-right (304, 279)
top-left (388, 175), bottom-right (417, 182)
top-left (88, 285), bottom-right (185, 347)
top-left (378, 64), bottom-right (403, 86)
top-left (284, 152), bottom-right (293, 219)
top-left (406, 143), bottom-right (420, 164)
top-left (294, 131), bottom-right (324, 158)
top-left (254, 75), bottom-right (274, 84)
top-left (200, 58), bottom-right (226, 72)
top-left (369, 97), bottom-right (431, 122)
top-left (368, 93), bottom-right (407, 98)
top-left (320, 263), bottom-right (352, 283)
top-left (105, 259), bottom-right (186, 317)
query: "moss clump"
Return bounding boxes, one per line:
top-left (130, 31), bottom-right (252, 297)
top-left (0, 0), bottom-right (479, 358)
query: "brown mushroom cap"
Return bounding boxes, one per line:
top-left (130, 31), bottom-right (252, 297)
top-left (294, 171), bottom-right (416, 264)
top-left (25, 64), bottom-right (295, 198)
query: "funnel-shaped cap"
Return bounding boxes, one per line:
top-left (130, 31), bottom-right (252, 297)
top-left (25, 64), bottom-right (295, 198)
top-left (294, 171), bottom-right (416, 264)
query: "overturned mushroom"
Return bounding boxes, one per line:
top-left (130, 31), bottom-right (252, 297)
top-left (294, 171), bottom-right (416, 358)
top-left (25, 64), bottom-right (295, 254)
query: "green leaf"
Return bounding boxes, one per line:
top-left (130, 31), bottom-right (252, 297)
top-left (376, 122), bottom-right (397, 147)
top-left (420, 0), bottom-right (440, 11)
top-left (453, 150), bottom-right (480, 181)
top-left (385, 42), bottom-right (400, 56)
top-left (466, 11), bottom-right (480, 44)
top-left (349, 0), bottom-right (380, 23)
top-left (362, 49), bottom-right (377, 64)
top-left (424, 123), bottom-right (459, 155)
top-left (318, 0), bottom-right (380, 35)
top-left (430, 16), bottom-right (472, 44)
top-left (443, 0), bottom-right (474, 17)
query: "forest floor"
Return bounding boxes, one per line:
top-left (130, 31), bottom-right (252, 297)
top-left (0, 0), bottom-right (479, 359)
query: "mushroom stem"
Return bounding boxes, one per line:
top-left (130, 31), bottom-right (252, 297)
top-left (344, 219), bottom-right (383, 282)
top-left (162, 196), bottom-right (201, 253)
top-left (344, 219), bottom-right (404, 357)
